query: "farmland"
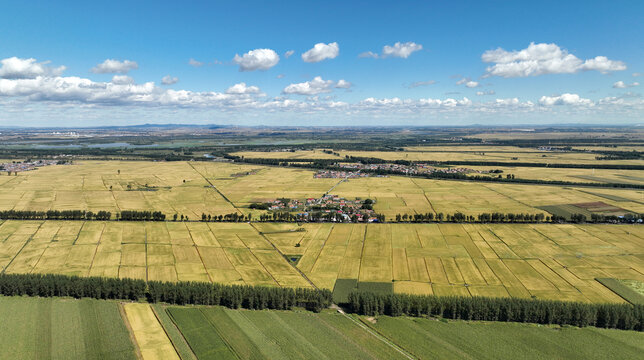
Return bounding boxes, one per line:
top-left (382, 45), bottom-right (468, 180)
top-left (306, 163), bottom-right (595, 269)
top-left (232, 146), bottom-right (644, 166)
top-left (1, 160), bottom-right (643, 221)
top-left (157, 304), bottom-right (644, 360)
top-left (0, 296), bottom-right (136, 359)
top-left (1, 219), bottom-right (643, 303)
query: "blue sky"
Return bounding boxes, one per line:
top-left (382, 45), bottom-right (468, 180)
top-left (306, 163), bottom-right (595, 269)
top-left (0, 1), bottom-right (642, 126)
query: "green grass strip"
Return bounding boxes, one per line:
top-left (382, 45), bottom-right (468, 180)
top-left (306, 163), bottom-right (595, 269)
top-left (596, 278), bottom-right (644, 305)
top-left (151, 304), bottom-right (197, 360)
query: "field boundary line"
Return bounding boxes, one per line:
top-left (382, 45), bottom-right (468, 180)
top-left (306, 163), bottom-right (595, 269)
top-left (248, 222), bottom-right (320, 290)
top-left (185, 225), bottom-right (214, 283)
top-left (1, 221), bottom-right (44, 274)
top-left (336, 309), bottom-right (415, 360)
top-left (86, 222), bottom-right (107, 277)
top-left (198, 308), bottom-right (242, 360)
top-left (118, 303), bottom-right (144, 360)
top-left (151, 305), bottom-right (198, 360)
top-left (187, 162), bottom-right (243, 215)
top-left (29, 223), bottom-right (63, 274)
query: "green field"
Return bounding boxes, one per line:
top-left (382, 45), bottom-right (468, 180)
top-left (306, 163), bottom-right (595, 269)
top-left (159, 305), bottom-right (644, 360)
top-left (0, 296), bottom-right (136, 359)
top-left (369, 315), bottom-right (644, 360)
top-left (165, 306), bottom-right (409, 360)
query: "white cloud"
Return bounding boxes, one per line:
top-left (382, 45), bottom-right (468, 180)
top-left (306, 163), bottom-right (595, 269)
top-left (358, 51), bottom-right (379, 59)
top-left (284, 50), bottom-right (295, 58)
top-left (408, 80), bottom-right (436, 88)
top-left (456, 78), bottom-right (479, 88)
top-left (283, 76), bottom-right (335, 95)
top-left (482, 42), bottom-right (626, 78)
top-left (0, 57), bottom-right (66, 79)
top-left (301, 42), bottom-right (339, 63)
top-left (633, 72), bottom-right (642, 77)
top-left (360, 42), bottom-right (423, 59)
top-left (539, 93), bottom-right (593, 106)
top-left (112, 75), bottom-right (134, 85)
top-left (233, 49), bottom-right (279, 71)
top-left (225, 82), bottom-right (260, 95)
top-left (382, 42), bottom-right (423, 58)
top-left (188, 58), bottom-right (204, 67)
top-left (335, 79), bottom-right (352, 89)
top-left (613, 81), bottom-right (639, 89)
top-left (476, 90), bottom-right (495, 96)
top-left (276, 74), bottom-right (285, 79)
top-left (91, 59), bottom-right (138, 74)
top-left (161, 75), bottom-right (179, 85)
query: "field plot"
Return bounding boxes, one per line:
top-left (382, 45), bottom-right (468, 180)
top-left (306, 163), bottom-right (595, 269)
top-left (369, 315), bottom-right (644, 360)
top-left (231, 149), bottom-right (342, 160)
top-left (123, 303), bottom-right (180, 360)
top-left (0, 296), bottom-right (135, 360)
top-left (338, 147), bottom-right (644, 166)
top-left (256, 222), bottom-right (644, 303)
top-left (0, 160), bottom-right (238, 218)
top-left (0, 220), bottom-right (310, 288)
top-left (463, 165), bottom-right (644, 185)
top-left (1, 160), bottom-right (642, 219)
top-left (164, 306), bottom-right (407, 360)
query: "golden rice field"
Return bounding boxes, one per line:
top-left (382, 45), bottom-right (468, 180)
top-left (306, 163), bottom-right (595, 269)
top-left (338, 148), bottom-right (644, 166)
top-left (1, 160), bottom-right (643, 220)
top-left (465, 166), bottom-right (644, 185)
top-left (0, 220), bottom-right (311, 288)
top-left (1, 219), bottom-right (643, 304)
top-left (257, 222), bottom-right (644, 303)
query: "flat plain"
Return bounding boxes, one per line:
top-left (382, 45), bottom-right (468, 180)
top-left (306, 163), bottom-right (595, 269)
top-left (0, 296), bottom-right (136, 360)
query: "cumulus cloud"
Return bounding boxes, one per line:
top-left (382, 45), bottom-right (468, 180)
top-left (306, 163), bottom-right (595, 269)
top-left (456, 78), bottom-right (480, 88)
top-left (225, 82), bottom-right (260, 95)
top-left (482, 42), bottom-right (626, 78)
top-left (284, 50), bottom-right (295, 58)
top-left (408, 80), bottom-right (436, 88)
top-left (335, 79), bottom-right (352, 89)
top-left (476, 90), bottom-right (496, 96)
top-left (188, 58), bottom-right (204, 67)
top-left (360, 42), bottom-right (423, 59)
top-left (91, 59), bottom-right (138, 74)
top-left (283, 76), bottom-right (335, 95)
top-left (0, 57), bottom-right (66, 79)
top-left (301, 42), bottom-right (339, 63)
top-left (233, 49), bottom-right (279, 71)
top-left (539, 93), bottom-right (593, 106)
top-left (112, 75), bottom-right (134, 85)
top-left (161, 75), bottom-right (179, 85)
top-left (383, 42), bottom-right (423, 58)
top-left (613, 81), bottom-right (639, 89)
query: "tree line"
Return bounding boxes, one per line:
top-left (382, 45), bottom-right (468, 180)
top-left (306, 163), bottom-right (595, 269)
top-left (347, 291), bottom-right (644, 331)
top-left (396, 212), bottom-right (547, 223)
top-left (0, 273), bottom-right (331, 312)
top-left (0, 210), bottom-right (112, 221)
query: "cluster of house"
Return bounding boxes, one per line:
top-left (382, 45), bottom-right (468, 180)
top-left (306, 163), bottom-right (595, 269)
top-left (0, 160), bottom-right (60, 173)
top-left (313, 170), bottom-right (380, 179)
top-left (266, 194), bottom-right (380, 222)
top-left (333, 162), bottom-right (483, 175)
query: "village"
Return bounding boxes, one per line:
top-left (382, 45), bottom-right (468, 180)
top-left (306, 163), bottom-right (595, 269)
top-left (313, 162), bottom-right (486, 178)
top-left (0, 159), bottom-right (63, 174)
top-left (252, 194), bottom-right (382, 222)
